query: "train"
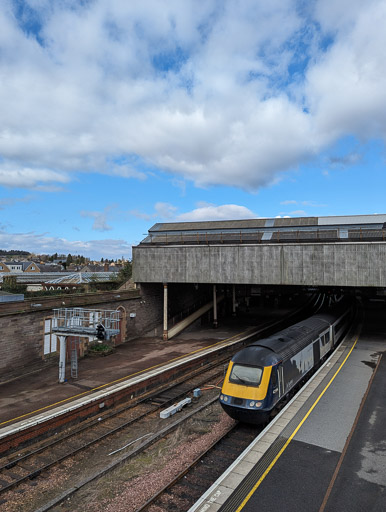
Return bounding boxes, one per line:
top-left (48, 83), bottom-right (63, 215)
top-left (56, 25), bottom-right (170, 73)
top-left (219, 305), bottom-right (351, 424)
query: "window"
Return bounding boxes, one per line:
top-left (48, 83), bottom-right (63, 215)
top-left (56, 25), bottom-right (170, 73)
top-left (44, 318), bottom-right (58, 355)
top-left (271, 368), bottom-right (277, 388)
top-left (229, 364), bottom-right (263, 387)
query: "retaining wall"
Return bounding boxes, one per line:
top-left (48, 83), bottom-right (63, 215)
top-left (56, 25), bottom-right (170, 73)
top-left (0, 286), bottom-right (163, 383)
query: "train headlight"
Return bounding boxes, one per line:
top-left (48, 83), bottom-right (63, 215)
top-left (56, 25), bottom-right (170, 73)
top-left (221, 395), bottom-right (228, 402)
top-left (220, 394), bottom-right (224, 400)
top-left (249, 401), bottom-right (255, 407)
top-left (255, 401), bottom-right (262, 408)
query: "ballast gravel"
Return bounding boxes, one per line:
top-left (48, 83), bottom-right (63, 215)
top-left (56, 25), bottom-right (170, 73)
top-left (82, 412), bottom-right (235, 512)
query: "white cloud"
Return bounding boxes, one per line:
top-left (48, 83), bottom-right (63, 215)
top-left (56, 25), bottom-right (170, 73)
top-left (280, 200), bottom-right (327, 207)
top-left (129, 209), bottom-right (153, 221)
top-left (80, 205), bottom-right (117, 231)
top-left (288, 209), bottom-right (307, 216)
top-left (177, 204), bottom-right (257, 221)
top-left (0, 0), bottom-right (385, 191)
top-left (280, 200), bottom-right (298, 205)
top-left (0, 165), bottom-right (70, 189)
top-left (154, 202), bottom-right (178, 219)
top-left (130, 201), bottom-right (257, 222)
top-left (306, 1), bottom-right (386, 143)
top-left (0, 229), bottom-right (132, 259)
top-left (329, 152), bottom-right (362, 168)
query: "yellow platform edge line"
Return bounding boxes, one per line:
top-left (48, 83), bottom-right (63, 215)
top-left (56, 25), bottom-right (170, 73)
top-left (236, 335), bottom-right (359, 511)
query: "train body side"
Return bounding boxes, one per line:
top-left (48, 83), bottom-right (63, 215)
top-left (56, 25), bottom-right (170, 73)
top-left (219, 308), bottom-right (351, 424)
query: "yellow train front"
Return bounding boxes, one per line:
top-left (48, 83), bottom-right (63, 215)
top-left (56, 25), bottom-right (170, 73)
top-left (219, 345), bottom-right (282, 425)
top-left (219, 309), bottom-right (351, 425)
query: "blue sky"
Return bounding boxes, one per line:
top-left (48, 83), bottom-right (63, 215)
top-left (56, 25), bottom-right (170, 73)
top-left (0, 0), bottom-right (385, 259)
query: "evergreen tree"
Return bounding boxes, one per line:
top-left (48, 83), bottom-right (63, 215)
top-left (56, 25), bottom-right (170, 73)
top-left (117, 260), bottom-right (132, 282)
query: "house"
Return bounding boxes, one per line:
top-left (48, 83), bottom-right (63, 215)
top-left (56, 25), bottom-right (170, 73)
top-left (36, 263), bottom-right (64, 272)
top-left (23, 262), bottom-right (40, 272)
top-left (0, 261), bottom-right (24, 273)
top-left (0, 261), bottom-right (64, 274)
top-left (0, 262), bottom-right (11, 273)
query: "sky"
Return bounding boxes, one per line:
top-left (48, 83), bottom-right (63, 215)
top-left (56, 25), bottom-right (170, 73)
top-left (0, 0), bottom-right (385, 259)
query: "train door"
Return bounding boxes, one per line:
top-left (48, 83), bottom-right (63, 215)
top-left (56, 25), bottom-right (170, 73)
top-left (313, 340), bottom-right (321, 365)
top-left (271, 367), bottom-right (279, 402)
top-left (277, 364), bottom-right (285, 398)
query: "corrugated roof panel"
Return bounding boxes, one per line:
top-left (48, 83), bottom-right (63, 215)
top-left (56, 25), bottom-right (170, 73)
top-left (148, 219), bottom-right (267, 232)
top-left (319, 214), bottom-right (386, 225)
top-left (274, 217), bottom-right (318, 227)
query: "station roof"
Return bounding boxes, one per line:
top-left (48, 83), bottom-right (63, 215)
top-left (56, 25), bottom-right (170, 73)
top-left (148, 214), bottom-right (386, 233)
top-left (45, 272), bottom-right (118, 284)
top-left (0, 272), bottom-right (118, 284)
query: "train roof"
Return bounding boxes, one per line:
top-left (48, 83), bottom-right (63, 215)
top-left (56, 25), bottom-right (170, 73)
top-left (232, 345), bottom-right (282, 367)
top-left (232, 312), bottom-right (338, 366)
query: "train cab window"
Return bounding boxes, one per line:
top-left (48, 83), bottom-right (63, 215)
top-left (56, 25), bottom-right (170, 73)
top-left (229, 364), bottom-right (263, 387)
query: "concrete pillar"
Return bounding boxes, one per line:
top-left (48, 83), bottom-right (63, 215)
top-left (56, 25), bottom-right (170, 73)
top-left (59, 335), bottom-right (67, 383)
top-left (232, 284), bottom-right (236, 316)
top-left (163, 283), bottom-right (168, 340)
top-left (213, 284), bottom-right (218, 328)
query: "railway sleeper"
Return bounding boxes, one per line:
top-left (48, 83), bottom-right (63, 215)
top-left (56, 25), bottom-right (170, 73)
top-left (5, 461), bottom-right (18, 470)
top-left (4, 470), bottom-right (22, 480)
top-left (28, 470), bottom-right (41, 480)
top-left (208, 454), bottom-right (236, 467)
top-left (188, 472), bottom-right (217, 487)
top-left (0, 479), bottom-right (10, 488)
top-left (178, 478), bottom-right (208, 492)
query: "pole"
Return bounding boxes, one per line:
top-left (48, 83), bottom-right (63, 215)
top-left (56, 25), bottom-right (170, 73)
top-left (59, 335), bottom-right (67, 383)
top-left (163, 283), bottom-right (168, 340)
top-left (213, 284), bottom-right (218, 328)
top-left (232, 284), bottom-right (236, 316)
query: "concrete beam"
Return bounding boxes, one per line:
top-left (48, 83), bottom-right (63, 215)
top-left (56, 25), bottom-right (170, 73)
top-left (167, 296), bottom-right (224, 340)
top-left (133, 242), bottom-right (386, 288)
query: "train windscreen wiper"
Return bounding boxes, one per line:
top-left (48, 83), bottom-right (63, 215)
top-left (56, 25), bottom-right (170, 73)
top-left (232, 372), bottom-right (248, 385)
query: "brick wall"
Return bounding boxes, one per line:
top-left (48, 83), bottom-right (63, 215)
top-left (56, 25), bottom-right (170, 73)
top-left (0, 287), bottom-right (163, 383)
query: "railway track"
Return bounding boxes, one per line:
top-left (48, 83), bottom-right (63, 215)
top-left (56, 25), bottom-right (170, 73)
top-left (136, 423), bottom-right (259, 512)
top-left (0, 360), bottom-right (228, 507)
top-left (0, 300), bottom-right (320, 511)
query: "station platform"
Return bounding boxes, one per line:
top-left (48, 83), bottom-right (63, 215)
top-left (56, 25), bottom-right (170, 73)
top-left (0, 307), bottom-right (290, 433)
top-left (189, 305), bottom-right (386, 512)
top-left (0, 323), bottom-right (245, 429)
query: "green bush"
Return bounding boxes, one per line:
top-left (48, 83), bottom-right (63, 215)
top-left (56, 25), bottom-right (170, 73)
top-left (89, 343), bottom-right (111, 352)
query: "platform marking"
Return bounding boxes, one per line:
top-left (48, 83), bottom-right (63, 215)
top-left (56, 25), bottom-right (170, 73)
top-left (318, 352), bottom-right (383, 512)
top-left (0, 329), bottom-right (251, 428)
top-left (235, 334), bottom-right (359, 512)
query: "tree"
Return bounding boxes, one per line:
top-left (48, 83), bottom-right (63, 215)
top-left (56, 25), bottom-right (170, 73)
top-left (117, 260), bottom-right (132, 283)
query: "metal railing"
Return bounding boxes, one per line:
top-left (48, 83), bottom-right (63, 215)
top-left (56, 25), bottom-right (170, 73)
top-left (52, 307), bottom-right (120, 338)
top-left (142, 228), bottom-right (386, 246)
